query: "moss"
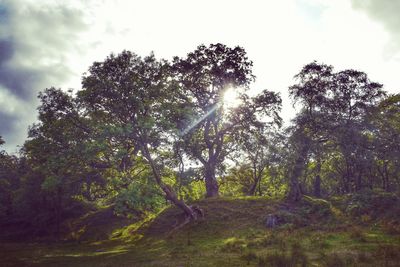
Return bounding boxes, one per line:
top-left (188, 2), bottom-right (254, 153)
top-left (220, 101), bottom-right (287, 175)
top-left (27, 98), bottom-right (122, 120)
top-left (221, 237), bottom-right (247, 252)
top-left (301, 195), bottom-right (333, 219)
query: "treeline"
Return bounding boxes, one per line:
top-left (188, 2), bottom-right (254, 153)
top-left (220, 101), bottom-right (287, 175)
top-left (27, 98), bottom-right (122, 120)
top-left (0, 43), bottom-right (399, 237)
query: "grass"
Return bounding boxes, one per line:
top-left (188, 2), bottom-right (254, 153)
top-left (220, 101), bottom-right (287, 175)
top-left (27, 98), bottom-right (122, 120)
top-left (1, 197), bottom-right (400, 266)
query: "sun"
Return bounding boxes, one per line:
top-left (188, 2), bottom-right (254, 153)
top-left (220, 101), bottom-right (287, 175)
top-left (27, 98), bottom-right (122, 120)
top-left (222, 87), bottom-right (242, 109)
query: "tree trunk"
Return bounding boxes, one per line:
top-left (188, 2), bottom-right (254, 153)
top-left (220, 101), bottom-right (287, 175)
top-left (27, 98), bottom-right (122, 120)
top-left (55, 187), bottom-right (62, 240)
top-left (258, 176), bottom-right (262, 196)
top-left (141, 144), bottom-right (197, 220)
top-left (248, 170), bottom-right (262, 196)
top-left (248, 179), bottom-right (257, 196)
top-left (205, 164), bottom-right (219, 198)
top-left (288, 141), bottom-right (309, 202)
top-left (313, 159), bottom-right (321, 197)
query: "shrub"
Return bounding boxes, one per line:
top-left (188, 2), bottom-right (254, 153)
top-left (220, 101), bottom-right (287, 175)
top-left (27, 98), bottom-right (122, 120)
top-left (114, 181), bottom-right (165, 217)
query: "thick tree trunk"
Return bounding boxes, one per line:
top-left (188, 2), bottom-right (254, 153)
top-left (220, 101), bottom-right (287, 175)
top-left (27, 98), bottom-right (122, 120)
top-left (288, 170), bottom-right (302, 202)
top-left (288, 141), bottom-right (309, 202)
top-left (205, 164), bottom-right (219, 198)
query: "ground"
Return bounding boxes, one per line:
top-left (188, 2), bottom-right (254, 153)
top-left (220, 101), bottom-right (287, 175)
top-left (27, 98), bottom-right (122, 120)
top-left (1, 197), bottom-right (400, 267)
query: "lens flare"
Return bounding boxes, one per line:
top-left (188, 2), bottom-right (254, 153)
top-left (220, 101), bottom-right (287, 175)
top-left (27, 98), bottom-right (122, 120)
top-left (223, 87), bottom-right (241, 109)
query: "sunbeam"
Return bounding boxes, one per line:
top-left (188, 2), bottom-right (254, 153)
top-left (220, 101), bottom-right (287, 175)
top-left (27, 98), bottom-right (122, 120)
top-left (180, 104), bottom-right (220, 136)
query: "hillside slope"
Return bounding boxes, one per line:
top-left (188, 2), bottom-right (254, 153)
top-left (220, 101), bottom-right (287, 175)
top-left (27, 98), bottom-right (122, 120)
top-left (1, 197), bottom-right (400, 267)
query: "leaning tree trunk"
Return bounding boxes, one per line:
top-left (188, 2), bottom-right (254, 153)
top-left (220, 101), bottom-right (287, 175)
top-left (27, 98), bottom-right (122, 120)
top-left (141, 144), bottom-right (197, 220)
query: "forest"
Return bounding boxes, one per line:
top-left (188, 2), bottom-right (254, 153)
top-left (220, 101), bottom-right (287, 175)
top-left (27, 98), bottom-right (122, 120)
top-left (1, 43), bottom-right (400, 266)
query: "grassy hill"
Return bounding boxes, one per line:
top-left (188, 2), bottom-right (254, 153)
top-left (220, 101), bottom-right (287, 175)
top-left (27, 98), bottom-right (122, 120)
top-left (1, 196), bottom-right (400, 267)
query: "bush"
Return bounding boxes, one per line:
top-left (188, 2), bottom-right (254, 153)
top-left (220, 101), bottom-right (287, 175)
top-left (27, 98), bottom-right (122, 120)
top-left (114, 181), bottom-right (165, 217)
top-left (345, 189), bottom-right (399, 220)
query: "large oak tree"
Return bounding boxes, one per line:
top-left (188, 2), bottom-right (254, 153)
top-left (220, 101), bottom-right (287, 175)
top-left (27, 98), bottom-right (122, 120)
top-left (173, 43), bottom-right (281, 197)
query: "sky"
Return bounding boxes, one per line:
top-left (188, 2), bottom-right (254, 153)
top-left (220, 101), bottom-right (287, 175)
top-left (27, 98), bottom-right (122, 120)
top-left (0, 0), bottom-right (399, 153)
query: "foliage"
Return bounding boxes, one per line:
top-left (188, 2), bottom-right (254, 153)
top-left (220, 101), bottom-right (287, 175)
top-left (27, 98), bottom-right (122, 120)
top-left (287, 61), bottom-right (387, 200)
top-left (1, 45), bottom-right (400, 254)
top-left (344, 189), bottom-right (400, 220)
top-left (114, 179), bottom-right (165, 217)
top-left (173, 43), bottom-right (281, 197)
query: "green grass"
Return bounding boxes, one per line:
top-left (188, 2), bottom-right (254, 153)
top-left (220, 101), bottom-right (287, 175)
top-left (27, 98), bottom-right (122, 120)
top-left (1, 197), bottom-right (400, 266)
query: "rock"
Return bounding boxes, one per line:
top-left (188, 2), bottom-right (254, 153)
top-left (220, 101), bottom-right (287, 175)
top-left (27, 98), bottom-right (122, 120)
top-left (265, 214), bottom-right (279, 228)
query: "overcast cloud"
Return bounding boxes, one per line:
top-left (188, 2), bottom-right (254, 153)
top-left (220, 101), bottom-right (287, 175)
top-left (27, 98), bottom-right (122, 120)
top-left (0, 0), bottom-right (88, 153)
top-left (351, 0), bottom-right (400, 59)
top-left (0, 0), bottom-right (399, 153)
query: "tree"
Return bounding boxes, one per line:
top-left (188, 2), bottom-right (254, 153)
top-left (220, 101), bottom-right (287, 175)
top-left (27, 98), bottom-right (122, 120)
top-left (231, 127), bottom-right (281, 196)
top-left (21, 88), bottom-right (100, 236)
top-left (79, 51), bottom-right (200, 220)
top-left (173, 43), bottom-right (281, 197)
top-left (287, 61), bottom-right (386, 200)
top-left (368, 94), bottom-right (400, 192)
top-left (0, 137), bottom-right (16, 219)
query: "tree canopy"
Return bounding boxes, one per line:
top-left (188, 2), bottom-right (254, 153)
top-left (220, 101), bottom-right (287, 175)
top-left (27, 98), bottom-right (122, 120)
top-left (0, 45), bottom-right (399, 237)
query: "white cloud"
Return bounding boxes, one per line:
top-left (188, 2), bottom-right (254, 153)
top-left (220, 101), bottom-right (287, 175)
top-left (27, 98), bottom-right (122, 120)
top-left (1, 0), bottom-right (400, 152)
